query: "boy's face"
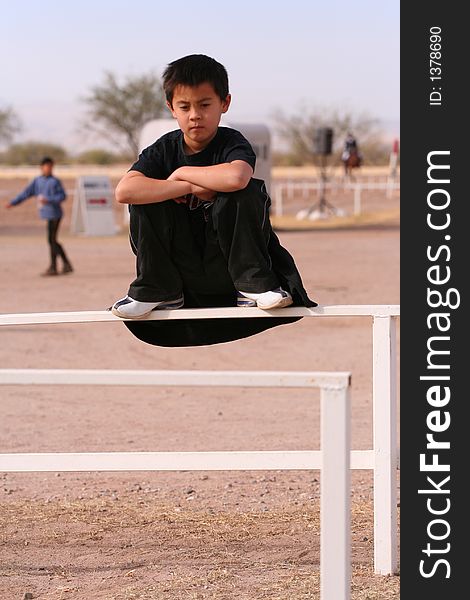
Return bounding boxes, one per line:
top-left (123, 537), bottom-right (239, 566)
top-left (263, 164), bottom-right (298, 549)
top-left (167, 82), bottom-right (231, 150)
top-left (40, 163), bottom-right (53, 176)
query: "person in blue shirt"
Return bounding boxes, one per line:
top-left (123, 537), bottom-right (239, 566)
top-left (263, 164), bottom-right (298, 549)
top-left (6, 157), bottom-right (73, 276)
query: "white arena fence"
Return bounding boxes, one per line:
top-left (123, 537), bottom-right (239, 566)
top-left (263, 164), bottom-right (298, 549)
top-left (272, 179), bottom-right (400, 217)
top-left (0, 304), bottom-right (399, 583)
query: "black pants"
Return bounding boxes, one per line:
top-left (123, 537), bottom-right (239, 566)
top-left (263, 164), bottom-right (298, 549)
top-left (47, 218), bottom-right (70, 270)
top-left (127, 179), bottom-right (281, 302)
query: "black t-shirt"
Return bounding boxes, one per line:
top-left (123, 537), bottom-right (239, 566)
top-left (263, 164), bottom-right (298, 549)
top-left (129, 126), bottom-right (256, 179)
top-left (127, 126), bottom-right (257, 294)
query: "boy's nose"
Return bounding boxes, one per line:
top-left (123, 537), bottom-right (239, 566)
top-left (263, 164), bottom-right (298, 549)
top-left (189, 111), bottom-right (201, 121)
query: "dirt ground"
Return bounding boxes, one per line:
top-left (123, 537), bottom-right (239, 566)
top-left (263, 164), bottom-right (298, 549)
top-left (0, 177), bottom-right (400, 599)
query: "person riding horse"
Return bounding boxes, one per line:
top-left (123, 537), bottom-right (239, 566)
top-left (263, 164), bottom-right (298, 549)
top-left (341, 132), bottom-right (362, 176)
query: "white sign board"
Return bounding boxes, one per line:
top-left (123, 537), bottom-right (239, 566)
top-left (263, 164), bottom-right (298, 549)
top-left (71, 176), bottom-right (117, 236)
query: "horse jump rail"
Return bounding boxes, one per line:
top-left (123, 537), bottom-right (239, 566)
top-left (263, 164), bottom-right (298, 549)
top-left (0, 304), bottom-right (400, 326)
top-left (0, 370), bottom-right (351, 600)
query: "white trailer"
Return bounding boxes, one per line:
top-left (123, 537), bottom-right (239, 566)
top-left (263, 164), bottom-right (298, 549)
top-left (139, 118), bottom-right (272, 191)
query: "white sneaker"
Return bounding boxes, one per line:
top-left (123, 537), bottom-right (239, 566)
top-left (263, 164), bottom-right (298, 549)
top-left (237, 287), bottom-right (293, 309)
top-left (111, 294), bottom-right (184, 319)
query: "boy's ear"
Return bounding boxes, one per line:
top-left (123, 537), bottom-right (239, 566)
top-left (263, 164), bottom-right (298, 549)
top-left (221, 94), bottom-right (231, 113)
top-left (166, 100), bottom-right (177, 118)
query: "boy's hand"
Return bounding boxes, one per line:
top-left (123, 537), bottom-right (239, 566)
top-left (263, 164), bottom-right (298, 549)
top-left (167, 168), bottom-right (184, 182)
top-left (5, 202), bottom-right (13, 209)
top-left (168, 169), bottom-right (216, 200)
top-left (37, 194), bottom-right (48, 206)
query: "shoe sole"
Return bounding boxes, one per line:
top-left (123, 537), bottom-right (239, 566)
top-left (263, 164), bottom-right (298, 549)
top-left (111, 307), bottom-right (153, 319)
top-left (257, 296), bottom-right (294, 310)
top-left (111, 298), bottom-right (184, 320)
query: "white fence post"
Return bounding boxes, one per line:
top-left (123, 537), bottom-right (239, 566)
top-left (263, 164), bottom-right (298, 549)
top-left (321, 385), bottom-right (351, 600)
top-left (353, 185), bottom-right (362, 215)
top-left (302, 181), bottom-right (309, 203)
top-left (287, 180), bottom-right (294, 204)
top-left (372, 315), bottom-right (398, 575)
top-left (274, 183), bottom-right (283, 217)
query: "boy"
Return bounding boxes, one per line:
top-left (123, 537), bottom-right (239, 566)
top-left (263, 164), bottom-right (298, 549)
top-left (112, 54), bottom-right (314, 324)
top-left (6, 157), bottom-right (73, 276)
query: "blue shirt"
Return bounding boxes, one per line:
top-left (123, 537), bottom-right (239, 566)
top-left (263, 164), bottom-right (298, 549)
top-left (10, 175), bottom-right (66, 220)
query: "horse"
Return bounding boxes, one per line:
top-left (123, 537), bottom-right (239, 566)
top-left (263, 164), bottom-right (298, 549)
top-left (342, 149), bottom-right (362, 179)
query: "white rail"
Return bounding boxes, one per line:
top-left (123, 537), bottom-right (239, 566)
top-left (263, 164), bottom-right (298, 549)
top-left (0, 304), bottom-right (399, 576)
top-left (0, 304), bottom-right (399, 326)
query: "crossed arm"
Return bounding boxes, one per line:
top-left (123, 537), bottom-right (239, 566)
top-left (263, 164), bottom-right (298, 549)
top-left (115, 160), bottom-right (253, 205)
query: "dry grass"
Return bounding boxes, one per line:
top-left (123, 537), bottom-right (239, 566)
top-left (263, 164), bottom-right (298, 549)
top-left (0, 497), bottom-right (399, 599)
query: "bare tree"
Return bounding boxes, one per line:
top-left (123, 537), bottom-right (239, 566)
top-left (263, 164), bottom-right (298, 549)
top-left (0, 105), bottom-right (21, 146)
top-left (81, 71), bottom-right (166, 157)
top-left (273, 105), bottom-right (382, 165)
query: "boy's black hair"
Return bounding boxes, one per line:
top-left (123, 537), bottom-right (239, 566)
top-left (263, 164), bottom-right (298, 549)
top-left (163, 54), bottom-right (229, 106)
top-left (40, 156), bottom-right (54, 165)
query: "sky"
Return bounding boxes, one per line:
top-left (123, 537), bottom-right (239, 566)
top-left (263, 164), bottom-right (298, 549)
top-left (0, 0), bottom-right (399, 153)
